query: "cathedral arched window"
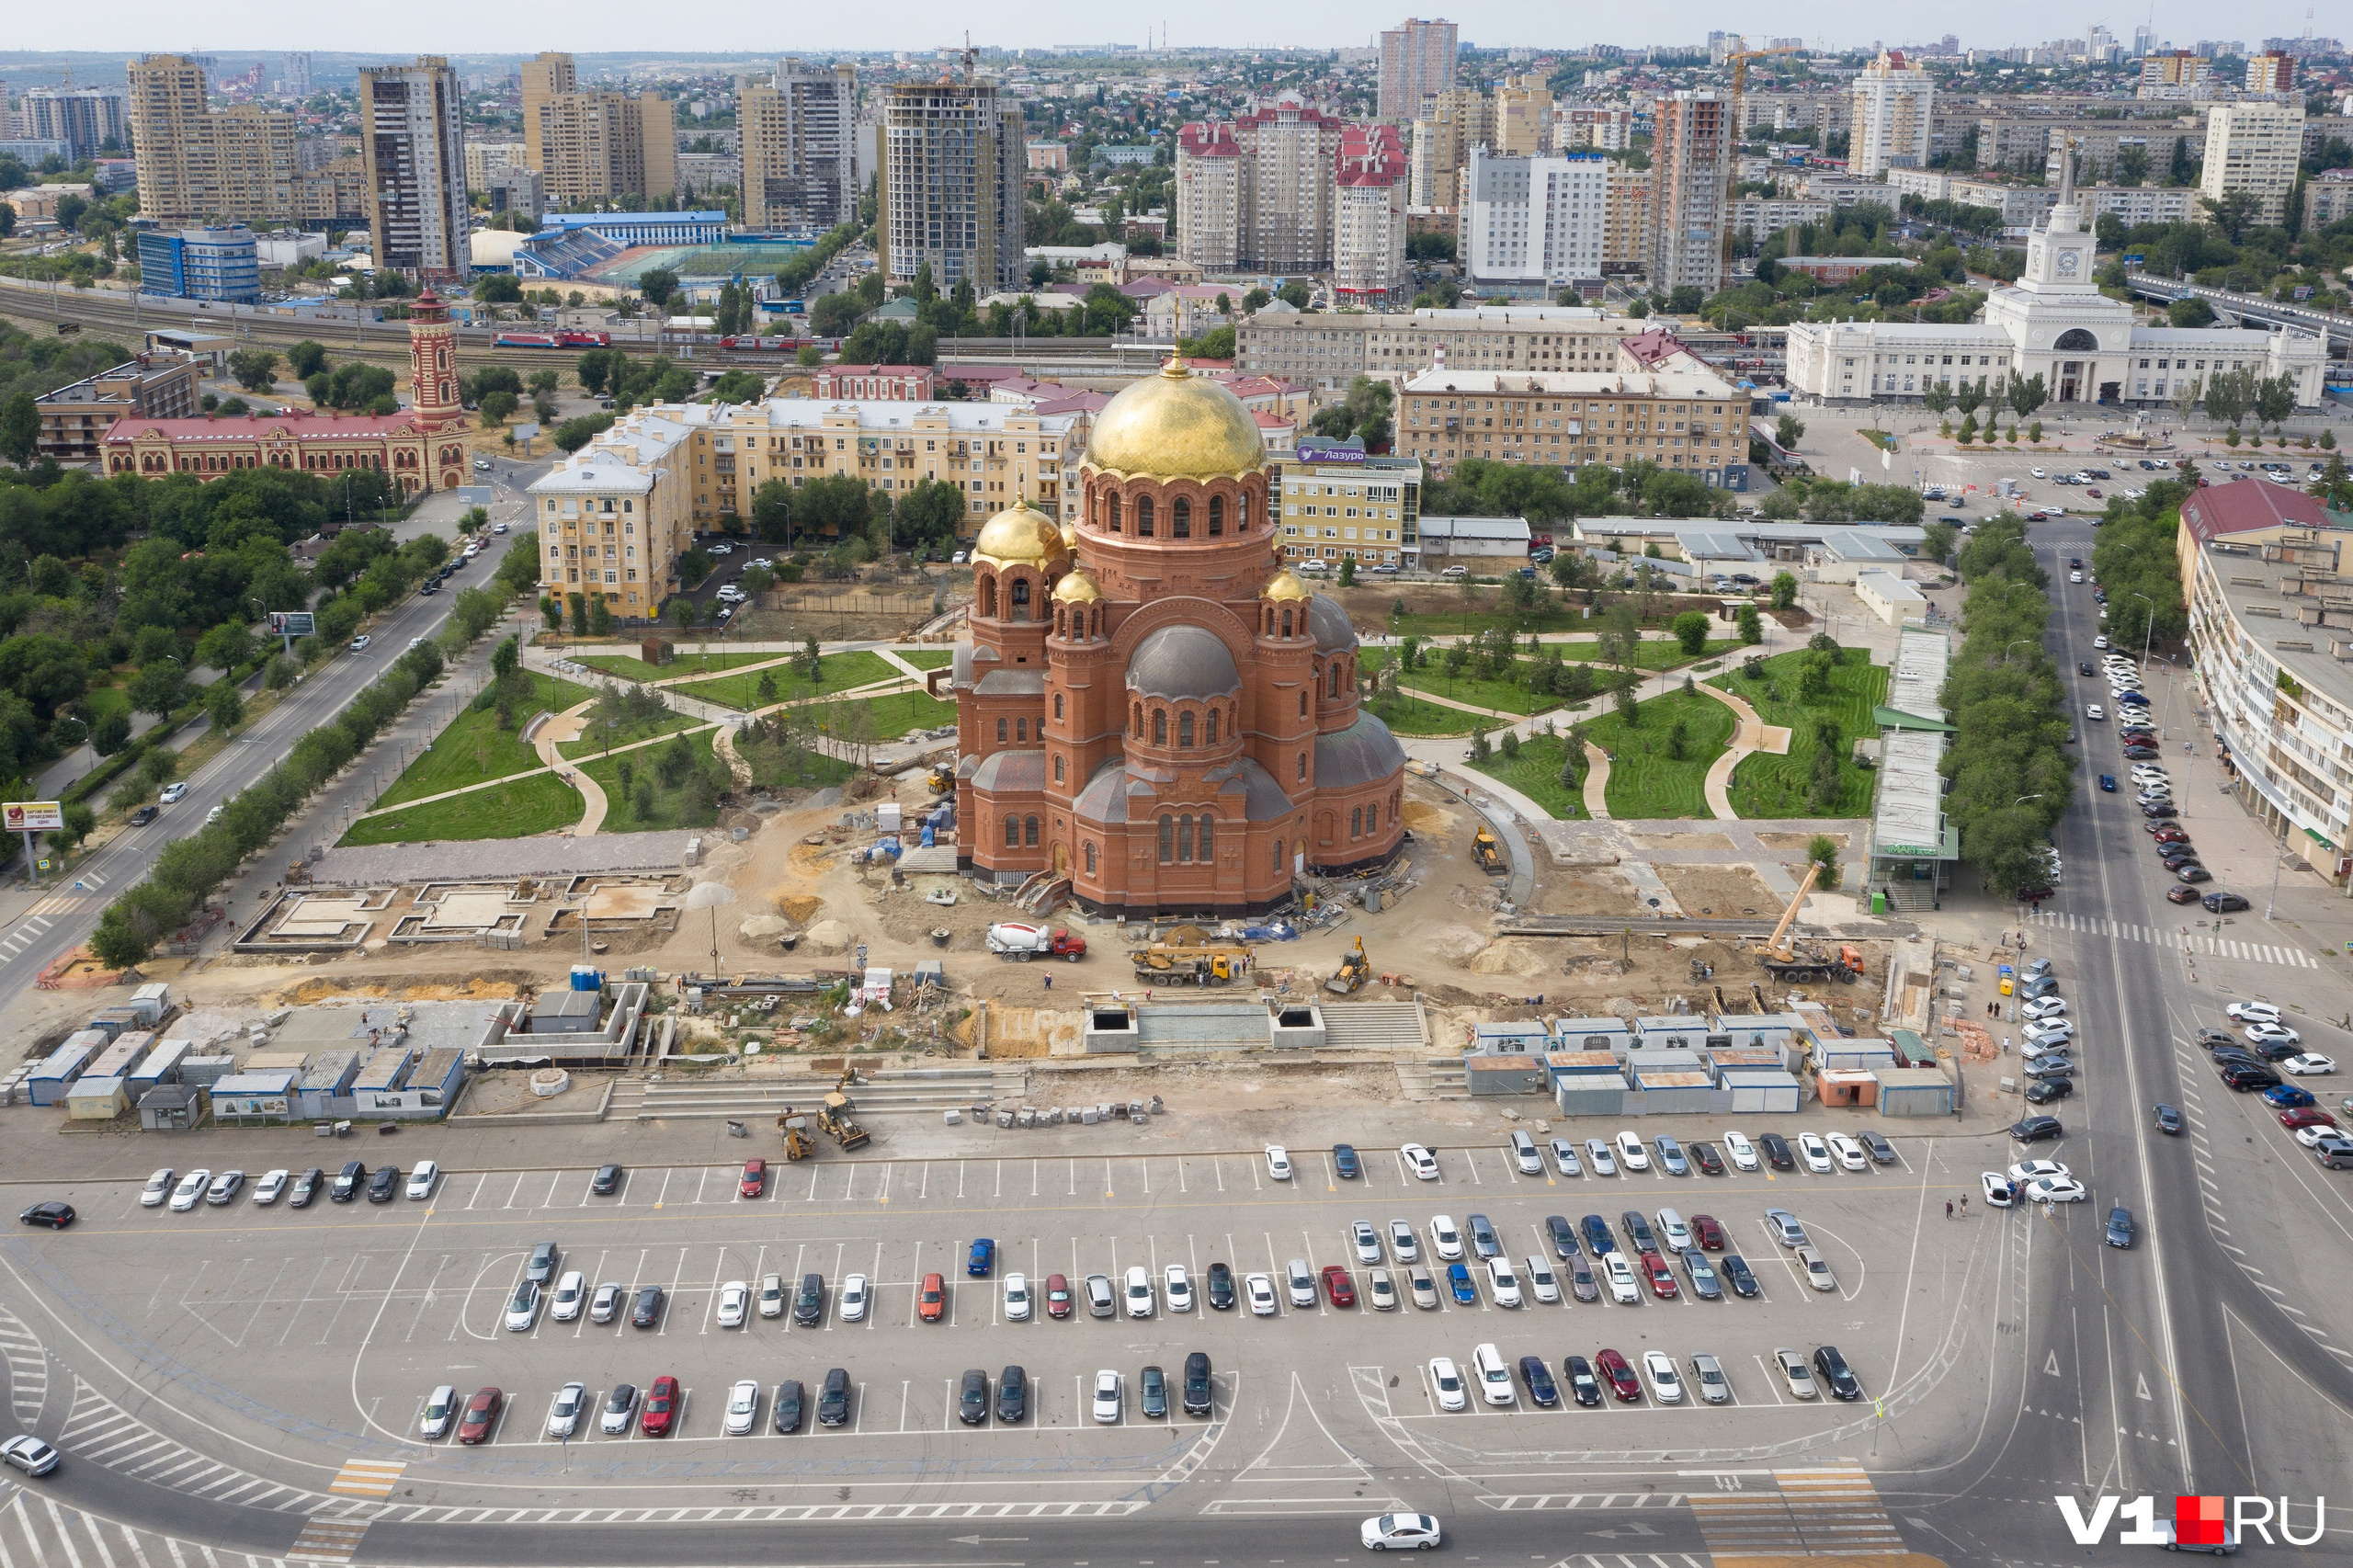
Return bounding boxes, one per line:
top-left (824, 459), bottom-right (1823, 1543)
top-left (1016, 718), bottom-right (1027, 743)
top-left (1176, 816), bottom-right (1194, 863)
top-left (1299, 691), bottom-right (1308, 718)
top-left (1352, 807), bottom-right (1363, 839)
top-left (1005, 815), bottom-right (1020, 847)
top-left (1236, 491), bottom-right (1251, 529)
top-left (1106, 493), bottom-right (1122, 532)
top-left (1281, 608), bottom-right (1293, 638)
top-left (1053, 755), bottom-right (1064, 783)
top-left (1136, 495), bottom-right (1154, 537)
top-left (1085, 842), bottom-right (1097, 875)
top-left (1025, 816), bottom-right (1040, 846)
top-left (1053, 693), bottom-right (1064, 720)
top-left (1154, 710), bottom-right (1167, 745)
top-left (1172, 497), bottom-right (1190, 538)
top-left (1206, 710), bottom-right (1218, 744)
top-left (1297, 753), bottom-right (1307, 781)
top-left (1178, 713), bottom-right (1194, 747)
top-left (997, 719), bottom-right (1008, 744)
top-left (1327, 665), bottom-right (1340, 698)
top-left (1209, 495), bottom-right (1224, 536)
top-left (1132, 701), bottom-right (1142, 735)
top-left (1158, 815), bottom-right (1174, 863)
top-left (1273, 838), bottom-right (1285, 874)
top-left (980, 576), bottom-right (997, 617)
top-left (1009, 578), bottom-right (1030, 619)
top-left (1199, 814), bottom-right (1213, 862)
top-left (1367, 802), bottom-right (1378, 834)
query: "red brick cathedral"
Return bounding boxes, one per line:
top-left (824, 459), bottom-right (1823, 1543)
top-left (950, 358), bottom-right (1408, 917)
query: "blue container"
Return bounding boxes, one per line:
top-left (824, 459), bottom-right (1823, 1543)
top-left (569, 965), bottom-right (603, 992)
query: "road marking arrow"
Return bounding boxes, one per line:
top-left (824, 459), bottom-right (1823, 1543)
top-left (1586, 1521), bottom-right (1661, 1539)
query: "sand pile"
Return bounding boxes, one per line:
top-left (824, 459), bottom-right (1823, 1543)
top-left (803, 919), bottom-right (852, 954)
top-left (775, 894), bottom-right (824, 922)
top-left (1428, 926), bottom-right (1490, 964)
top-left (1468, 938), bottom-right (1550, 978)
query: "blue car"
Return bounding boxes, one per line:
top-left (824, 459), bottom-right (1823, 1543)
top-left (1446, 1262), bottom-right (1477, 1304)
top-left (1518, 1356), bottom-right (1560, 1407)
top-left (2263, 1085), bottom-right (2317, 1110)
top-left (1721, 1253), bottom-right (1759, 1298)
top-left (2153, 1103), bottom-right (2182, 1135)
top-left (967, 1238), bottom-right (995, 1277)
top-left (1580, 1214), bottom-right (1616, 1256)
top-left (2098, 774), bottom-right (2116, 791)
top-left (1332, 1143), bottom-right (1360, 1179)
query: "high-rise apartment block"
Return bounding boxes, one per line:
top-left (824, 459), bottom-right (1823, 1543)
top-left (521, 51), bottom-right (676, 210)
top-left (1849, 50), bottom-right (1932, 176)
top-left (283, 53), bottom-right (313, 98)
top-left (2245, 51), bottom-right (2296, 94)
top-left (1378, 17), bottom-right (1459, 121)
top-left (127, 55), bottom-right (305, 227)
top-left (2200, 100), bottom-right (2304, 227)
top-left (1464, 146), bottom-right (1606, 288)
top-left (1334, 122), bottom-right (1409, 305)
top-left (1175, 121), bottom-right (1242, 270)
top-left (24, 87), bottom-right (129, 163)
top-left (2137, 51), bottom-right (2213, 98)
top-left (1493, 74), bottom-right (1554, 155)
top-left (1234, 94), bottom-right (1345, 276)
top-left (1604, 162), bottom-right (1654, 269)
top-left (741, 58), bottom-right (858, 232)
top-left (465, 139), bottom-right (526, 190)
top-left (359, 58), bottom-right (468, 279)
top-left (877, 73), bottom-right (1025, 292)
top-left (519, 51), bottom-right (574, 176)
top-left (1407, 87), bottom-right (1493, 208)
top-left (1647, 91), bottom-right (1726, 300)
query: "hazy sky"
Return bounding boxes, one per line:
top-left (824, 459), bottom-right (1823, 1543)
top-left (6, 0), bottom-right (2327, 55)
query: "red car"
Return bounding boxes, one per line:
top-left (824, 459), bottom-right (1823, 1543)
top-left (2153, 826), bottom-right (2190, 845)
top-left (1640, 1251), bottom-right (1678, 1299)
top-left (2166, 885), bottom-right (2201, 904)
top-left (2280, 1108), bottom-right (2338, 1131)
top-left (1320, 1265), bottom-right (1357, 1308)
top-left (1689, 1214), bottom-right (1726, 1251)
top-left (919, 1273), bottom-right (946, 1322)
top-left (642, 1375), bottom-right (680, 1437)
top-left (1596, 1348), bottom-right (1643, 1402)
top-left (1044, 1272), bottom-right (1072, 1319)
top-left (455, 1387), bottom-right (502, 1445)
top-left (739, 1158), bottom-right (767, 1199)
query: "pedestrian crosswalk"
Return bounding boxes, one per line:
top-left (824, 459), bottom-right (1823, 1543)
top-left (0, 913), bottom-right (51, 967)
top-left (287, 1517), bottom-right (370, 1562)
top-left (0, 1307), bottom-right (47, 1424)
top-left (57, 1375), bottom-right (323, 1513)
top-left (1688, 1465), bottom-right (1909, 1559)
top-left (325, 1458), bottom-right (404, 1499)
top-left (0, 1481), bottom-right (301, 1568)
top-left (2029, 908), bottom-right (2321, 968)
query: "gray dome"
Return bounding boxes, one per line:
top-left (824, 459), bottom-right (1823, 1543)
top-left (1310, 594), bottom-right (1358, 653)
top-left (1315, 712), bottom-right (1409, 789)
top-left (1126, 625), bottom-right (1244, 701)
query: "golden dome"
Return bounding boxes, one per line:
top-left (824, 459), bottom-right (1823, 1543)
top-left (1059, 519), bottom-right (1078, 551)
top-left (1051, 568), bottom-right (1103, 604)
top-left (1260, 567), bottom-right (1313, 602)
top-left (971, 500), bottom-right (1068, 569)
top-left (1083, 357), bottom-right (1267, 479)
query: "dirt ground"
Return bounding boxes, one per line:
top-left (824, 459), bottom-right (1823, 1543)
top-left (1654, 864), bottom-right (1779, 919)
top-left (1532, 868), bottom-right (1642, 916)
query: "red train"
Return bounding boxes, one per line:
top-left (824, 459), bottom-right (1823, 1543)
top-left (493, 331), bottom-right (612, 349)
top-left (719, 335), bottom-right (800, 352)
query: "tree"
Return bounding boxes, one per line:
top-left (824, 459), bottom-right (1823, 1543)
top-left (227, 347), bottom-right (278, 392)
top-left (128, 661), bottom-right (189, 720)
top-left (55, 801), bottom-right (95, 854)
top-left (639, 268), bottom-right (681, 310)
top-left (1669, 611), bottom-right (1711, 656)
top-left (89, 710), bottom-right (131, 757)
top-left (196, 620), bottom-right (255, 673)
top-left (1805, 833), bottom-right (1841, 891)
top-left (1735, 603), bottom-right (1764, 644)
top-left (1951, 380), bottom-right (1984, 418)
top-left (587, 596), bottom-right (612, 636)
top-left (1336, 556), bottom-right (1358, 587)
top-left (1769, 571), bottom-right (1799, 610)
top-left (1614, 685), bottom-right (1641, 722)
top-left (1922, 382), bottom-right (1951, 415)
top-left (2200, 189), bottom-right (2260, 244)
top-left (2253, 372), bottom-right (2297, 431)
top-left (286, 340), bottom-right (329, 378)
top-left (0, 392), bottom-right (37, 466)
top-left (796, 343), bottom-right (822, 368)
top-left (480, 389), bottom-right (519, 426)
top-left (568, 593), bottom-right (589, 635)
top-left (2166, 296), bottom-right (2216, 328)
top-left (205, 680), bottom-right (244, 733)
top-left (2006, 372), bottom-right (2047, 420)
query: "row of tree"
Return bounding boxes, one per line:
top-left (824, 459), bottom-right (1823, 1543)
top-left (1941, 519), bottom-right (2075, 899)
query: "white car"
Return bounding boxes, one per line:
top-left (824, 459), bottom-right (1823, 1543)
top-left (1795, 1245), bottom-right (1837, 1291)
top-left (1825, 1133), bottom-right (1869, 1172)
top-left (1123, 1265), bottom-right (1155, 1318)
top-left (251, 1168), bottom-right (289, 1206)
top-left (2094, 635), bottom-right (2109, 649)
top-left (1265, 1144), bottom-right (1292, 1180)
top-left (1484, 1256), bottom-right (1522, 1307)
top-left (1654, 1209), bottom-right (1692, 1250)
top-left (420, 1384), bottom-right (458, 1438)
top-left (1429, 1215), bottom-right (1464, 1261)
top-left (1361, 1515), bottom-right (1442, 1551)
top-left (1387, 1220), bottom-right (1420, 1262)
top-left (1982, 1172), bottom-right (2017, 1208)
top-left (1585, 1138), bottom-right (1619, 1176)
top-left (1428, 1357), bottom-right (1468, 1412)
top-left (2024, 1176), bottom-right (2090, 1204)
top-left (1349, 1221), bottom-right (1383, 1265)
top-left (1004, 1271), bottom-right (1032, 1321)
top-left (404, 1161), bottom-right (438, 1200)
top-left (1614, 1131), bottom-right (1651, 1171)
top-left (348, 634), bottom-right (371, 653)
top-left (1245, 1273), bottom-right (1279, 1315)
top-left (2293, 1124), bottom-right (2345, 1148)
top-left (1722, 1131), bottom-right (1759, 1172)
top-left (840, 1272), bottom-right (870, 1322)
top-left (2008, 1159), bottom-right (2071, 1185)
top-left (1368, 1267), bottom-right (1398, 1310)
top-left (2227, 1002), bottom-right (2283, 1025)
top-left (2283, 1054), bottom-right (2337, 1076)
top-left (2086, 704), bottom-right (2105, 721)
top-left (1602, 1253), bottom-right (1641, 1304)
top-left (1549, 1139), bottom-right (1583, 1176)
top-left (1164, 1265), bottom-right (1193, 1312)
top-left (550, 1270), bottom-right (586, 1322)
top-left (2020, 996), bottom-right (2069, 1021)
top-left (2245, 1022), bottom-right (2302, 1047)
top-left (1400, 1143), bottom-right (1440, 1180)
top-left (1765, 1209), bottom-right (1810, 1247)
top-left (1524, 1256), bottom-right (1561, 1304)
top-left (1797, 1133), bottom-right (1835, 1174)
top-left (2023, 1018), bottom-right (2077, 1045)
top-left (1092, 1369), bottom-right (1122, 1424)
top-left (168, 1169), bottom-right (210, 1212)
top-left (758, 1272), bottom-right (786, 1318)
top-left (716, 1279), bottom-right (750, 1328)
top-left (158, 782), bottom-right (189, 805)
top-left (722, 1379), bottom-right (761, 1436)
top-left (503, 1279), bottom-right (541, 1332)
top-left (1284, 1259), bottom-right (1316, 1308)
top-left (547, 1381), bottom-right (587, 1438)
top-left (139, 1168), bottom-right (175, 1208)
top-left (1472, 1344), bottom-right (1516, 1405)
top-left (1643, 1350), bottom-right (1685, 1403)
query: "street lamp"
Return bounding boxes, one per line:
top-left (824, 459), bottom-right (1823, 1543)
top-left (2002, 638), bottom-right (2037, 664)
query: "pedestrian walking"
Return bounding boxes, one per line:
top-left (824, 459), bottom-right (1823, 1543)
top-left (1945, 1199), bottom-right (1954, 1220)
top-left (1042, 972), bottom-right (1051, 991)
top-left (1960, 1195), bottom-right (1969, 1217)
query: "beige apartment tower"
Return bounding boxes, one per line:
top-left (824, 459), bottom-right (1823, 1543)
top-left (127, 55), bottom-right (303, 227)
top-left (1175, 121), bottom-right (1242, 270)
top-left (1378, 17), bottom-right (1459, 121)
top-left (359, 57), bottom-right (469, 279)
top-left (1408, 87), bottom-right (1494, 209)
top-left (1493, 74), bottom-right (1554, 156)
top-left (877, 73), bottom-right (1026, 291)
top-left (1849, 49), bottom-right (1933, 176)
top-left (2200, 100), bottom-right (2304, 227)
top-left (1647, 91), bottom-right (1727, 299)
top-left (522, 51), bottom-right (676, 210)
top-left (741, 59), bottom-right (858, 232)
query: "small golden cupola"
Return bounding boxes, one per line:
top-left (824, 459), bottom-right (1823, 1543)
top-left (971, 499), bottom-right (1070, 570)
top-left (1259, 567), bottom-right (1313, 602)
top-left (1050, 567), bottom-right (1103, 603)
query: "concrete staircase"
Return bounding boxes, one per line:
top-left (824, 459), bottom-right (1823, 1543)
top-left (1320, 1002), bottom-right (1427, 1051)
top-left (609, 1065), bottom-right (1029, 1121)
top-left (1394, 1055), bottom-right (1471, 1101)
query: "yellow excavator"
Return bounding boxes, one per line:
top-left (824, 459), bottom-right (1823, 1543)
top-left (777, 1113), bottom-right (816, 1161)
top-left (1325, 937), bottom-right (1371, 995)
top-left (1750, 863), bottom-right (1865, 984)
top-left (1472, 826), bottom-right (1506, 876)
top-left (814, 1090), bottom-right (871, 1151)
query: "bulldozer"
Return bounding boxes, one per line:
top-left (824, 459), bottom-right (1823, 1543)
top-left (1749, 863), bottom-right (1866, 985)
top-left (814, 1090), bottom-right (870, 1151)
top-left (1472, 826), bottom-right (1506, 877)
top-left (1131, 941), bottom-right (1251, 985)
top-left (1325, 937), bottom-right (1372, 995)
top-left (926, 763), bottom-right (956, 795)
top-left (777, 1113), bottom-right (817, 1161)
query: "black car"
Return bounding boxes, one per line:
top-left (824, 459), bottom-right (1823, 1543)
top-left (289, 1167), bottom-right (324, 1208)
top-left (1140, 1365), bottom-right (1167, 1419)
top-left (1619, 1210), bottom-right (1657, 1252)
top-left (330, 1160), bottom-right (367, 1202)
top-left (1859, 1131), bottom-right (1897, 1165)
top-left (2251, 1039), bottom-right (2302, 1063)
top-left (2153, 1103), bottom-right (2182, 1135)
top-left (958, 1369), bottom-right (989, 1425)
top-left (1183, 1351), bottom-right (1212, 1416)
top-left (1759, 1132), bottom-right (1795, 1170)
top-left (1721, 1253), bottom-right (1759, 1298)
top-left (794, 1272), bottom-right (825, 1326)
top-left (2079, 661), bottom-right (2095, 676)
top-left (817, 1368), bottom-right (850, 1426)
top-left (365, 1165), bottom-right (400, 1202)
top-left (2025, 1077), bottom-right (2075, 1105)
top-left (2142, 802), bottom-right (2178, 818)
top-left (17, 1202), bottom-right (74, 1230)
top-left (997, 1364), bottom-right (1028, 1424)
top-left (2010, 1115), bottom-right (2064, 1142)
top-left (1206, 1261), bottom-right (1235, 1311)
top-left (1563, 1355), bottom-right (1604, 1407)
top-left (771, 1379), bottom-right (804, 1433)
top-left (590, 1165), bottom-right (623, 1196)
top-left (128, 805), bottom-right (159, 826)
top-left (2204, 892), bottom-right (2250, 913)
top-left (1544, 1214), bottom-right (1578, 1259)
top-left (631, 1285), bottom-right (665, 1328)
top-left (1690, 1141), bottom-right (1725, 1176)
top-left (2221, 1064), bottom-right (2281, 1091)
top-left (1518, 1356), bottom-right (1560, 1408)
top-left (525, 1241), bottom-right (560, 1283)
top-left (1332, 1143), bottom-right (1360, 1179)
top-left (1813, 1345), bottom-right (1862, 1401)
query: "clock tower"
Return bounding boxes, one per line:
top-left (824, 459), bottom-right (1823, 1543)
top-left (1983, 132), bottom-right (2135, 406)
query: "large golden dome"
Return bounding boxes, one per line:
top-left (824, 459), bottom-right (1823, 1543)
top-left (971, 500), bottom-right (1068, 570)
top-left (1084, 358), bottom-right (1266, 479)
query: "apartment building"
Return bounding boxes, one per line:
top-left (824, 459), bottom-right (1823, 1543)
top-left (2201, 100), bottom-right (2304, 226)
top-left (1378, 17), bottom-right (1458, 121)
top-left (1237, 94), bottom-right (1345, 275)
top-left (1406, 87), bottom-right (1493, 209)
top-left (1849, 49), bottom-right (1933, 176)
top-left (2138, 51), bottom-right (2214, 99)
top-left (1463, 146), bottom-right (1607, 287)
top-left (464, 140), bottom-right (526, 190)
top-left (2177, 480), bottom-right (2353, 881)
top-left (1273, 452), bottom-right (1422, 568)
top-left (1730, 195), bottom-right (1834, 241)
top-left (519, 52), bottom-right (676, 210)
top-left (2245, 51), bottom-right (2296, 94)
top-left (1396, 366), bottom-right (1749, 483)
top-left (1334, 123), bottom-right (1410, 306)
top-left (1556, 105), bottom-right (1634, 152)
top-left (359, 58), bottom-right (469, 279)
top-left (1604, 163), bottom-right (1654, 269)
top-left (741, 58), bottom-right (858, 232)
top-left (1174, 121), bottom-right (1242, 270)
top-left (1972, 114), bottom-right (2200, 183)
top-left (33, 352), bottom-right (203, 462)
top-left (1881, 168), bottom-right (2200, 229)
top-left (126, 55), bottom-right (302, 227)
top-left (1648, 91), bottom-right (1728, 299)
top-left (877, 74), bottom-right (1026, 292)
top-left (23, 86), bottom-right (128, 163)
top-left (519, 51), bottom-right (575, 176)
top-left (529, 411), bottom-right (698, 623)
top-left (1493, 74), bottom-right (1554, 156)
top-left (2308, 169), bottom-right (2353, 229)
top-left (1235, 304), bottom-right (1651, 390)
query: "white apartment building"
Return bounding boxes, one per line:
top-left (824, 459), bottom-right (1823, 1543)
top-left (2201, 100), bottom-right (2304, 226)
top-left (1463, 146), bottom-right (1607, 287)
top-left (1234, 303), bottom-right (1650, 390)
top-left (1174, 121), bottom-right (1241, 270)
top-left (1730, 196), bottom-right (1834, 241)
top-left (1849, 50), bottom-right (1933, 176)
top-left (1334, 124), bottom-right (1410, 306)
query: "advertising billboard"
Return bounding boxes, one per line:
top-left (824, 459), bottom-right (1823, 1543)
top-left (2, 801), bottom-right (64, 834)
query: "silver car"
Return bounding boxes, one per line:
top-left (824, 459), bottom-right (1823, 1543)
top-left (1349, 1221), bottom-right (1383, 1264)
top-left (545, 1381), bottom-right (587, 1437)
top-left (1690, 1353), bottom-right (1731, 1404)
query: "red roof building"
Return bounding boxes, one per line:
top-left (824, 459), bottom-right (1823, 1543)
top-left (2178, 475), bottom-right (2331, 546)
top-left (810, 365), bottom-right (937, 401)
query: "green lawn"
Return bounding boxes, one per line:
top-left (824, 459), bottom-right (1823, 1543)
top-left (1582, 687), bottom-right (1740, 818)
top-left (669, 650), bottom-right (900, 710)
top-left (371, 672), bottom-right (598, 809)
top-left (556, 700), bottom-right (701, 761)
top-left (339, 771), bottom-right (583, 846)
top-left (572, 650), bottom-right (775, 683)
top-left (1363, 688), bottom-right (1495, 736)
top-left (1711, 648), bottom-right (1889, 818)
top-left (897, 648), bottom-right (953, 670)
top-left (581, 728), bottom-right (726, 834)
top-left (83, 687), bottom-right (131, 727)
top-left (1363, 649), bottom-right (1558, 718)
top-left (1553, 637), bottom-right (1744, 670)
top-left (806, 688), bottom-right (960, 744)
top-left (1469, 731), bottom-right (1586, 819)
top-left (1389, 607), bottom-right (1597, 640)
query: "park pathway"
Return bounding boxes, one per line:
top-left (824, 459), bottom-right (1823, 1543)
top-left (531, 700), bottom-right (610, 835)
top-left (1581, 744), bottom-right (1612, 820)
top-left (1695, 684), bottom-right (1793, 821)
